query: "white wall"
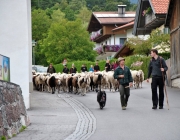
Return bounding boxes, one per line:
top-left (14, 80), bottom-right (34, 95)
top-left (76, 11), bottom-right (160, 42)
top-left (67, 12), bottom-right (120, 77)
top-left (127, 28), bottom-right (150, 40)
top-left (0, 0), bottom-right (32, 109)
top-left (127, 29), bottom-right (134, 39)
top-left (113, 34), bottom-right (127, 45)
top-left (100, 35), bottom-right (127, 46)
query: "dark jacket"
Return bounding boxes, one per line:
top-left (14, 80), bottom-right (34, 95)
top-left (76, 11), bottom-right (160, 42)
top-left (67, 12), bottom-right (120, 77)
top-left (47, 66), bottom-right (56, 74)
top-left (148, 56), bottom-right (168, 78)
top-left (94, 65), bottom-right (100, 72)
top-left (105, 63), bottom-right (111, 72)
top-left (114, 66), bottom-right (133, 85)
top-left (81, 66), bottom-right (87, 72)
top-left (70, 67), bottom-right (77, 73)
top-left (63, 67), bottom-right (69, 74)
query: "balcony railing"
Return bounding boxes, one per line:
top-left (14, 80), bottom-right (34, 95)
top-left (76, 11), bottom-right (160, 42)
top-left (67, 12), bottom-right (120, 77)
top-left (95, 45), bottom-right (123, 54)
top-left (145, 13), bottom-right (156, 25)
top-left (90, 29), bottom-right (102, 41)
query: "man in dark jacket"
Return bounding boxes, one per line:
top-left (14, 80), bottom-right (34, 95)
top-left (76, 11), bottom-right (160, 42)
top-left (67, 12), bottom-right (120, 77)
top-left (47, 63), bottom-right (56, 74)
top-left (94, 62), bottom-right (100, 72)
top-left (81, 64), bottom-right (87, 72)
top-left (114, 57), bottom-right (133, 110)
top-left (70, 63), bottom-right (77, 74)
top-left (105, 60), bottom-right (111, 72)
top-left (62, 65), bottom-right (69, 74)
top-left (147, 49), bottom-right (168, 109)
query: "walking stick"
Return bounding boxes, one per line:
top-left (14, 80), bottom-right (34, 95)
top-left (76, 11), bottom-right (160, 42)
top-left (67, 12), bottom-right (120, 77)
top-left (160, 58), bottom-right (170, 110)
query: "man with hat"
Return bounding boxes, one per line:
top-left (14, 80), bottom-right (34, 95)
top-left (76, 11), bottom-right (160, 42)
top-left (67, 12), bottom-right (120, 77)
top-left (47, 63), bottom-right (56, 74)
top-left (114, 57), bottom-right (133, 110)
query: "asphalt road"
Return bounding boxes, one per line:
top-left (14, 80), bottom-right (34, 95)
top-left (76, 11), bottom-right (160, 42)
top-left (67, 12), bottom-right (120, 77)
top-left (70, 82), bottom-right (180, 140)
top-left (11, 81), bottom-right (180, 140)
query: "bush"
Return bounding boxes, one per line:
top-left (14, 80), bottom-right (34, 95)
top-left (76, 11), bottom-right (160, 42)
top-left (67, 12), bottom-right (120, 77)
top-left (124, 55), bottom-right (151, 79)
top-left (159, 52), bottom-right (170, 60)
top-left (1, 136), bottom-right (6, 140)
top-left (19, 125), bottom-right (27, 132)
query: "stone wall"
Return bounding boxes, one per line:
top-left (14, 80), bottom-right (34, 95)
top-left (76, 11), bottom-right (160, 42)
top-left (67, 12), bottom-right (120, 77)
top-left (0, 80), bottom-right (29, 139)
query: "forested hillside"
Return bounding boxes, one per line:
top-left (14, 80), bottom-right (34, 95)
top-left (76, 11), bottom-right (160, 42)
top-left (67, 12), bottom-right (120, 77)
top-left (31, 0), bottom-right (137, 11)
top-left (31, 0), bottom-right (137, 66)
top-left (130, 0), bottom-right (138, 4)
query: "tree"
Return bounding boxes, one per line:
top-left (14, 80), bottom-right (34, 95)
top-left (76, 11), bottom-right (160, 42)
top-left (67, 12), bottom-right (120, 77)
top-left (32, 9), bottom-right (51, 41)
top-left (69, 0), bottom-right (86, 14)
top-left (126, 37), bottom-right (151, 56)
top-left (149, 29), bottom-right (170, 52)
top-left (59, 0), bottom-right (69, 12)
top-left (64, 6), bottom-right (76, 21)
top-left (126, 28), bottom-right (170, 56)
top-left (40, 19), bottom-right (96, 64)
top-left (92, 5), bottom-right (102, 11)
top-left (76, 7), bottom-right (91, 26)
top-left (104, 2), bottom-right (121, 11)
top-left (51, 9), bottom-right (65, 23)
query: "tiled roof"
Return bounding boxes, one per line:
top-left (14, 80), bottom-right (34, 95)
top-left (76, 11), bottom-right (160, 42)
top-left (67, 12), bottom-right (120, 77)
top-left (112, 21), bottom-right (134, 31)
top-left (151, 0), bottom-right (170, 14)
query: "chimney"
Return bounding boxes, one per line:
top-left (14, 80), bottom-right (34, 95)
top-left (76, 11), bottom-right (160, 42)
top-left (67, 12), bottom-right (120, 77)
top-left (118, 5), bottom-right (126, 14)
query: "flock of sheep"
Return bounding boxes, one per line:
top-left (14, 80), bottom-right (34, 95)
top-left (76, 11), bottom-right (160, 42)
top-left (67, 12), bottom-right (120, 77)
top-left (32, 69), bottom-right (144, 95)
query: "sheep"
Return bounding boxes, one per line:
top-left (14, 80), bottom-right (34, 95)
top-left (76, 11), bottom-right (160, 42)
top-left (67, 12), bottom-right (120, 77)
top-left (138, 70), bottom-right (144, 88)
top-left (130, 70), bottom-right (140, 89)
top-left (47, 75), bottom-right (56, 94)
top-left (72, 75), bottom-right (79, 94)
top-left (78, 76), bottom-right (88, 96)
top-left (106, 71), bottom-right (118, 92)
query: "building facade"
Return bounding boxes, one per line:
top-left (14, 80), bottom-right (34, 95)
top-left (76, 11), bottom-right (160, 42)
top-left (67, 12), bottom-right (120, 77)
top-left (165, 0), bottom-right (180, 88)
top-left (0, 0), bottom-right (32, 108)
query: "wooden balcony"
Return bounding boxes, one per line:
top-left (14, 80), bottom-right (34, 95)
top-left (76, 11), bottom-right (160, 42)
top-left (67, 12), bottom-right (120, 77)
top-left (145, 13), bottom-right (156, 25)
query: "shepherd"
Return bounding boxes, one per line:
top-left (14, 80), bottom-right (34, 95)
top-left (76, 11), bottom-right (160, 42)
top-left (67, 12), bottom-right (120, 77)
top-left (147, 49), bottom-right (168, 110)
top-left (114, 57), bottom-right (133, 110)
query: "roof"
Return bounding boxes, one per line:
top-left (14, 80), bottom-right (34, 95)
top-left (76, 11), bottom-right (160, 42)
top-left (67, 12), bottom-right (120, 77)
top-left (97, 18), bottom-right (135, 24)
top-left (93, 11), bottom-right (135, 24)
top-left (87, 11), bottom-right (135, 32)
top-left (114, 45), bottom-right (133, 58)
top-left (112, 21), bottom-right (134, 31)
top-left (133, 0), bottom-right (170, 36)
top-left (150, 0), bottom-right (170, 14)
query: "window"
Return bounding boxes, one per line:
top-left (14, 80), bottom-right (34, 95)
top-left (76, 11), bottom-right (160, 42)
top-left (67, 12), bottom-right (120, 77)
top-left (163, 28), bottom-right (170, 34)
top-left (119, 38), bottom-right (127, 45)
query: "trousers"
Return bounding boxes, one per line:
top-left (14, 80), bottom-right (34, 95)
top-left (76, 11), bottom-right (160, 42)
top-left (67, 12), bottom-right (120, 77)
top-left (119, 84), bottom-right (130, 107)
top-left (151, 76), bottom-right (164, 107)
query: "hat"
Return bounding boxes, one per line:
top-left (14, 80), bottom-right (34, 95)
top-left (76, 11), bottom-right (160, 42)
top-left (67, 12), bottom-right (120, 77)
top-left (118, 57), bottom-right (125, 62)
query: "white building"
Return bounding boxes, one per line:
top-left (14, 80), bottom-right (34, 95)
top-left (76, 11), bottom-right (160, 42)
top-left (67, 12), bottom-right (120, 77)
top-left (0, 0), bottom-right (32, 109)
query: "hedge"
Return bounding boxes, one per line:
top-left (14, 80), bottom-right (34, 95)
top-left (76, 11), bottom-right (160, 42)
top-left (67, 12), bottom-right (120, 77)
top-left (124, 55), bottom-right (151, 79)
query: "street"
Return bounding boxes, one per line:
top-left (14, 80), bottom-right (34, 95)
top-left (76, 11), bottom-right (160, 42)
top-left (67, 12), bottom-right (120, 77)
top-left (70, 82), bottom-right (180, 140)
top-left (11, 82), bottom-right (180, 140)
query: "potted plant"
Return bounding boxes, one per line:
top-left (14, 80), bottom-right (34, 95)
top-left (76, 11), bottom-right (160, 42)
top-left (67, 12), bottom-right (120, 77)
top-left (142, 7), bottom-right (152, 16)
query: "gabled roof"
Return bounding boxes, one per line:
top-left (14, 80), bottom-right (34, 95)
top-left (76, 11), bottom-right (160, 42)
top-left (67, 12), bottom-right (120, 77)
top-left (87, 11), bottom-right (135, 32)
top-left (93, 11), bottom-right (135, 24)
top-left (112, 21), bottom-right (134, 31)
top-left (150, 0), bottom-right (169, 14)
top-left (133, 0), bottom-right (169, 36)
